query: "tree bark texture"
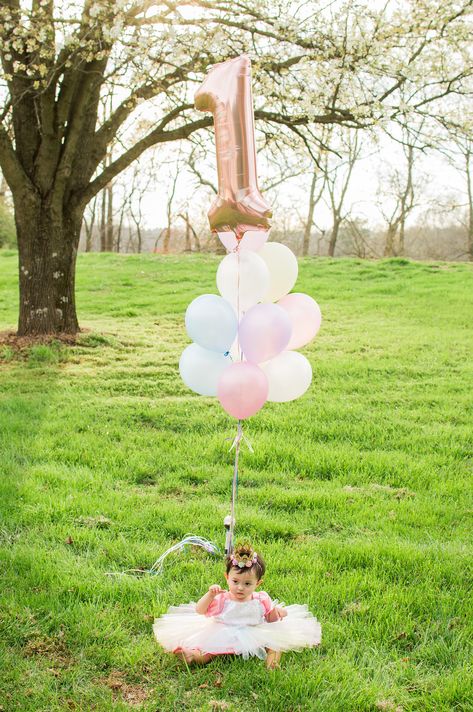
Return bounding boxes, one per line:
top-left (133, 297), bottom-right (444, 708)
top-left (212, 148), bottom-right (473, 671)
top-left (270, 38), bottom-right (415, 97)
top-left (15, 190), bottom-right (81, 335)
top-left (163, 226), bottom-right (171, 253)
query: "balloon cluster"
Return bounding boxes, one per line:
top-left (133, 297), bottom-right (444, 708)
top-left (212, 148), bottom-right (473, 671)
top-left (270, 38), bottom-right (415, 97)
top-left (179, 235), bottom-right (322, 420)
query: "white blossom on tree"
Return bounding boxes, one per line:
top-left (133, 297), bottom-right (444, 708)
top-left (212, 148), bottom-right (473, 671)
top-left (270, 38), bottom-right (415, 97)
top-left (0, 0), bottom-right (472, 334)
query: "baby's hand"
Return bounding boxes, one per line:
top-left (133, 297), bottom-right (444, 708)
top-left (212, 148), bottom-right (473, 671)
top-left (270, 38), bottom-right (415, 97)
top-left (208, 584), bottom-right (224, 597)
top-left (266, 606), bottom-right (287, 622)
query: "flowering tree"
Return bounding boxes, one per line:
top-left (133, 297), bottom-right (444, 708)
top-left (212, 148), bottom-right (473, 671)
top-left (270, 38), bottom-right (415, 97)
top-left (0, 0), bottom-right (471, 335)
top-left (437, 110), bottom-right (473, 260)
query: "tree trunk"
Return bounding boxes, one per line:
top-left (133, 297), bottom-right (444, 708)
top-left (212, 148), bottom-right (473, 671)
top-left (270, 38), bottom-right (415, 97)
top-left (163, 226), bottom-right (171, 253)
top-left (466, 201), bottom-right (473, 261)
top-left (116, 205), bottom-right (124, 253)
top-left (0, 173), bottom-right (7, 201)
top-left (185, 222), bottom-right (191, 251)
top-left (302, 170), bottom-right (317, 256)
top-left (327, 218), bottom-right (341, 257)
top-left (83, 197), bottom-right (96, 253)
top-left (15, 191), bottom-right (81, 335)
top-left (384, 222), bottom-right (398, 257)
top-left (466, 150), bottom-right (473, 261)
top-left (84, 220), bottom-right (93, 252)
top-left (100, 189), bottom-right (107, 251)
top-left (105, 182), bottom-right (114, 251)
top-left (398, 218), bottom-right (406, 255)
top-left (302, 222), bottom-right (312, 257)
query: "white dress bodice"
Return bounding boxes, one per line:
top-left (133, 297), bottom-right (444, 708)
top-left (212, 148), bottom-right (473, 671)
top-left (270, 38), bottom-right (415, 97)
top-left (215, 598), bottom-right (265, 627)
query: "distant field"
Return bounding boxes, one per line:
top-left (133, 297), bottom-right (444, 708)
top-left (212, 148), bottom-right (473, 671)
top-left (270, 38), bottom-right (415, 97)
top-left (0, 250), bottom-right (472, 711)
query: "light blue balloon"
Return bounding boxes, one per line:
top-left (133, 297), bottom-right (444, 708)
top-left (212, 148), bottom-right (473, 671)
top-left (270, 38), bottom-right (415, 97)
top-left (179, 343), bottom-right (231, 396)
top-left (185, 294), bottom-right (238, 352)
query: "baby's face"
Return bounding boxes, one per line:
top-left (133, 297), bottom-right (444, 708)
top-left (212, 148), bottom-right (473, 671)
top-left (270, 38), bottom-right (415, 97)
top-left (225, 567), bottom-right (261, 601)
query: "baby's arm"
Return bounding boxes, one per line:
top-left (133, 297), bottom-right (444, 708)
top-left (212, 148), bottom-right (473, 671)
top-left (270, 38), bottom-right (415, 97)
top-left (258, 592), bottom-right (287, 623)
top-left (265, 606), bottom-right (288, 623)
top-left (195, 584), bottom-right (224, 615)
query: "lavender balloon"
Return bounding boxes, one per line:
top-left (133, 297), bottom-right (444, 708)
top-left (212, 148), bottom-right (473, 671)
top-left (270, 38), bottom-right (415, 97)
top-left (217, 362), bottom-right (268, 420)
top-left (239, 303), bottom-right (292, 363)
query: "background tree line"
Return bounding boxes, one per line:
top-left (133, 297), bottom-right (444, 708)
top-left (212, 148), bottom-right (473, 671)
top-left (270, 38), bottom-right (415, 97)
top-left (71, 113), bottom-right (473, 261)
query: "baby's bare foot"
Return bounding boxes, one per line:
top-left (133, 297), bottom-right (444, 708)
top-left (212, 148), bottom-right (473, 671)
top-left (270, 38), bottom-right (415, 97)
top-left (265, 650), bottom-right (281, 669)
top-left (175, 647), bottom-right (211, 665)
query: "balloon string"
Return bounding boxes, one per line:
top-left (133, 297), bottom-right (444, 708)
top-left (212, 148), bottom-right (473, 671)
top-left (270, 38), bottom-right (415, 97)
top-left (228, 243), bottom-right (243, 555)
top-left (236, 243), bottom-right (241, 358)
top-left (229, 419), bottom-right (242, 554)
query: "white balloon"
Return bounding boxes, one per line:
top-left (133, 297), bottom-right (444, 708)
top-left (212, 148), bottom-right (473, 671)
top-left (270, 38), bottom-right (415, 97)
top-left (216, 251), bottom-right (269, 312)
top-left (258, 242), bottom-right (299, 302)
top-left (260, 351), bottom-right (312, 402)
top-left (217, 229), bottom-right (270, 253)
top-left (179, 343), bottom-right (231, 396)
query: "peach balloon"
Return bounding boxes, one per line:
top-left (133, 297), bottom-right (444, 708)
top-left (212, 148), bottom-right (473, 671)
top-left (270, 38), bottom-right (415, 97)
top-left (217, 362), bottom-right (268, 420)
top-left (278, 293), bottom-right (322, 349)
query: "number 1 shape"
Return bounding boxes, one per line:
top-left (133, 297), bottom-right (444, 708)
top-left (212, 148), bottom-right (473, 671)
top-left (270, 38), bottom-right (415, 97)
top-left (195, 55), bottom-right (272, 239)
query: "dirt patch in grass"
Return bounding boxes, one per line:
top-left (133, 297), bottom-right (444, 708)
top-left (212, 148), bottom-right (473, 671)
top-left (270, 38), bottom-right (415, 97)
top-left (376, 701), bottom-right (403, 712)
top-left (0, 330), bottom-right (83, 351)
top-left (23, 633), bottom-right (74, 670)
top-left (99, 670), bottom-right (151, 707)
top-left (75, 514), bottom-right (113, 528)
top-left (343, 484), bottom-right (415, 499)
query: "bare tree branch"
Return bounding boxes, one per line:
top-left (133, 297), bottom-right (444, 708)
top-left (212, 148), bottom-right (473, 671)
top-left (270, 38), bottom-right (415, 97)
top-left (78, 113), bottom-right (213, 208)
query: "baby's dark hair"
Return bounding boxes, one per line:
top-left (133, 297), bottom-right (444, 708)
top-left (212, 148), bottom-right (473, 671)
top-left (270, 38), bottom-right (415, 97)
top-left (225, 543), bottom-right (265, 580)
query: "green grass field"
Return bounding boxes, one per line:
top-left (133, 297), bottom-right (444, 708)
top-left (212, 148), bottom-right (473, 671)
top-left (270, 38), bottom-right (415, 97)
top-left (0, 250), bottom-right (472, 712)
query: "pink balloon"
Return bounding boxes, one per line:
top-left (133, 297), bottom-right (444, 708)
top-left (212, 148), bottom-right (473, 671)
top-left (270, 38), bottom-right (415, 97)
top-left (278, 293), bottom-right (322, 349)
top-left (239, 303), bottom-right (292, 363)
top-left (217, 362), bottom-right (268, 419)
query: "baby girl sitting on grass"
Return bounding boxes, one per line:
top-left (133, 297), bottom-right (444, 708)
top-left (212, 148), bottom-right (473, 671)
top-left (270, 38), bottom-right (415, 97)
top-left (153, 543), bottom-right (321, 669)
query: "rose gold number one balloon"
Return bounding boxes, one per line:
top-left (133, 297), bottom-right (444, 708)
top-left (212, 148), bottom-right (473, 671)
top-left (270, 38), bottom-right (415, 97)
top-left (195, 55), bottom-right (272, 241)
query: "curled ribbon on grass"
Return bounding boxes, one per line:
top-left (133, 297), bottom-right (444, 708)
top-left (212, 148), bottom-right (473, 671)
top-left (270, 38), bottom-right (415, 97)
top-left (105, 535), bottom-right (220, 578)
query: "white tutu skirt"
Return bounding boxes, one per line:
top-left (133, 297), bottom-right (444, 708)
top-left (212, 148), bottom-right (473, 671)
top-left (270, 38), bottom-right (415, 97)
top-left (153, 602), bottom-right (322, 660)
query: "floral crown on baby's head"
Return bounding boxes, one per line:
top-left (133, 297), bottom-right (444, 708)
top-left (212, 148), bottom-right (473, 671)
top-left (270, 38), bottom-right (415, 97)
top-left (230, 542), bottom-right (258, 569)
